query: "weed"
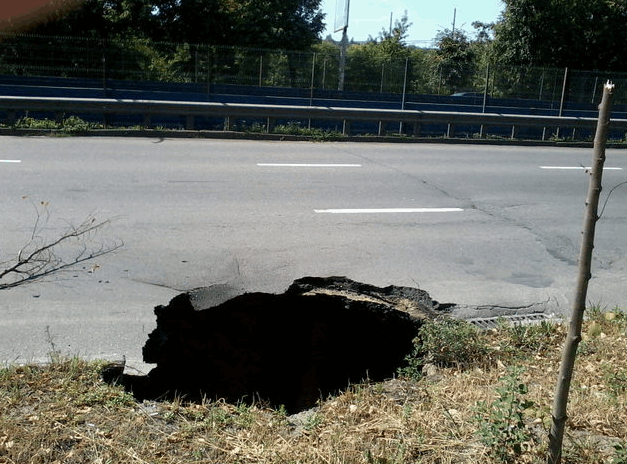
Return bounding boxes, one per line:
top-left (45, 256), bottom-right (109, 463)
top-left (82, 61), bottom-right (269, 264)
top-left (234, 402), bottom-right (255, 428)
top-left (501, 320), bottom-right (562, 357)
top-left (304, 412), bottom-right (324, 430)
top-left (12, 115), bottom-right (103, 133)
top-left (474, 367), bottom-right (535, 462)
top-left (14, 116), bottom-right (58, 129)
top-left (230, 119), bottom-right (266, 133)
top-left (613, 442), bottom-right (627, 464)
top-left (399, 316), bottom-right (491, 378)
top-left (273, 121), bottom-right (342, 139)
top-left (602, 364), bottom-right (627, 397)
top-left (61, 116), bottom-right (102, 134)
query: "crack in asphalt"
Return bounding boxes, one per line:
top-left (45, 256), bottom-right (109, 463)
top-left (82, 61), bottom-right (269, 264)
top-left (352, 152), bottom-right (579, 268)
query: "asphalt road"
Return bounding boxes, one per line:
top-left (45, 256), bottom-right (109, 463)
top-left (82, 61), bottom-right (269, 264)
top-left (1, 137), bottom-right (626, 372)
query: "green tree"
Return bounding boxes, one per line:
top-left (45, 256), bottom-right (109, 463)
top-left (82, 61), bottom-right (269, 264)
top-left (311, 39), bottom-right (340, 90)
top-left (375, 10), bottom-right (412, 60)
top-left (430, 28), bottom-right (477, 94)
top-left (493, 0), bottom-right (627, 72)
top-left (344, 11), bottom-right (413, 93)
top-left (30, 0), bottom-right (156, 39)
top-left (28, 0), bottom-right (325, 50)
top-left (231, 0), bottom-right (324, 50)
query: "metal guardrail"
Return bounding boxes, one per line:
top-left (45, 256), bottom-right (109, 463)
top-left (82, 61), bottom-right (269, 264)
top-left (2, 95), bottom-right (627, 139)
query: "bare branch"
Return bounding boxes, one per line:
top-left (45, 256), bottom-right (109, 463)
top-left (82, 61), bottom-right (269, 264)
top-left (1, 205), bottom-right (123, 290)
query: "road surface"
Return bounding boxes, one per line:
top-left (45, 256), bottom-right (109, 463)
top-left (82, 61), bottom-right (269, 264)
top-left (1, 137), bottom-right (626, 372)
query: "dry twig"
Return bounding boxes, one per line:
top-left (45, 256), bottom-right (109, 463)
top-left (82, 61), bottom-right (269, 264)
top-left (0, 201), bottom-right (122, 289)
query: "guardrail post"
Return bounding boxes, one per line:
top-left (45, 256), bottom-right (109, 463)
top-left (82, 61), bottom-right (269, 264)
top-left (224, 116), bottom-right (231, 131)
top-left (266, 117), bottom-right (275, 133)
top-left (342, 119), bottom-right (351, 135)
top-left (378, 121), bottom-right (386, 136)
top-left (446, 123), bottom-right (455, 138)
top-left (479, 124), bottom-right (487, 138)
top-left (510, 125), bottom-right (518, 139)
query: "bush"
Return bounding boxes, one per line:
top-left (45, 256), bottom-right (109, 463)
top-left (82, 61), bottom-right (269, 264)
top-left (399, 317), bottom-right (491, 378)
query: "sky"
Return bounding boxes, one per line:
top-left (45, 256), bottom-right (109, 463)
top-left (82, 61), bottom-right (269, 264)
top-left (320, 0), bottom-right (505, 46)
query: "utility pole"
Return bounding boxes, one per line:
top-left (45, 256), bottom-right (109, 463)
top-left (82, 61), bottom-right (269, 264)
top-left (337, 0), bottom-right (350, 91)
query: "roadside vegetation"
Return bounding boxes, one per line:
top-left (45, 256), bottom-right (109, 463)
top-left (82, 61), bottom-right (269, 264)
top-left (2, 306), bottom-right (626, 463)
top-left (3, 116), bottom-right (105, 135)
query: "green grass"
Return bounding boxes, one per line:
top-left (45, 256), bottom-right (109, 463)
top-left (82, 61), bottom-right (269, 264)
top-left (2, 308), bottom-right (627, 463)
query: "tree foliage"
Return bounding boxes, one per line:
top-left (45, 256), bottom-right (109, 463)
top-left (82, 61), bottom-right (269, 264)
top-left (430, 29), bottom-right (477, 93)
top-left (493, 0), bottom-right (627, 72)
top-left (28, 0), bottom-right (325, 50)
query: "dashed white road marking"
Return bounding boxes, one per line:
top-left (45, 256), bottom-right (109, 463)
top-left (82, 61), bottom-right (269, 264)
top-left (540, 166), bottom-right (622, 170)
top-left (314, 208), bottom-right (464, 214)
top-left (257, 163), bottom-right (362, 167)
top-left (0, 160), bottom-right (21, 163)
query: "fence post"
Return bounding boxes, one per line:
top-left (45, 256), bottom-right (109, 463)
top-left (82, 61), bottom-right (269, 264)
top-left (310, 53), bottom-right (316, 106)
top-left (101, 38), bottom-right (107, 99)
top-left (399, 57), bottom-right (408, 134)
top-left (480, 63), bottom-right (489, 138)
top-left (193, 47), bottom-right (198, 84)
top-left (309, 53), bottom-right (316, 128)
top-left (556, 67), bottom-right (568, 138)
top-left (380, 62), bottom-right (385, 93)
top-left (591, 76), bottom-right (599, 104)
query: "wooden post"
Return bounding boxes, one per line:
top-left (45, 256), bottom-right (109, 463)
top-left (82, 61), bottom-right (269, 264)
top-left (546, 81), bottom-right (614, 464)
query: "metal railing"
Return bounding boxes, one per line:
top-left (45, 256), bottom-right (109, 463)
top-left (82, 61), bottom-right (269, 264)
top-left (2, 95), bottom-right (626, 139)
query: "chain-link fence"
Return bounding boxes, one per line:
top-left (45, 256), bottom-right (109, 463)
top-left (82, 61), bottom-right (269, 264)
top-left (2, 34), bottom-right (627, 107)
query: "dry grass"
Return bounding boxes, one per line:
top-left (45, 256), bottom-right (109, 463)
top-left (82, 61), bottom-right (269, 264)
top-left (2, 308), bottom-right (627, 464)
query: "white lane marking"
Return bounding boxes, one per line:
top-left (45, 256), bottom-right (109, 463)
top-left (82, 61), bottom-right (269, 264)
top-left (540, 166), bottom-right (622, 170)
top-left (315, 208), bottom-right (464, 214)
top-left (258, 163), bottom-right (362, 167)
top-left (0, 160), bottom-right (21, 163)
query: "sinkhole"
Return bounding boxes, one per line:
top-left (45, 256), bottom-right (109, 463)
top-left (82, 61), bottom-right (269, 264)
top-left (104, 276), bottom-right (453, 413)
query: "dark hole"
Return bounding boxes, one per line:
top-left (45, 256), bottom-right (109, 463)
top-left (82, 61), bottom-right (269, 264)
top-left (104, 276), bottom-right (451, 413)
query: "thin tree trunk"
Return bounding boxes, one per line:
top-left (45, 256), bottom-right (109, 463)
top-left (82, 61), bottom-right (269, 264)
top-left (546, 81), bottom-right (615, 464)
